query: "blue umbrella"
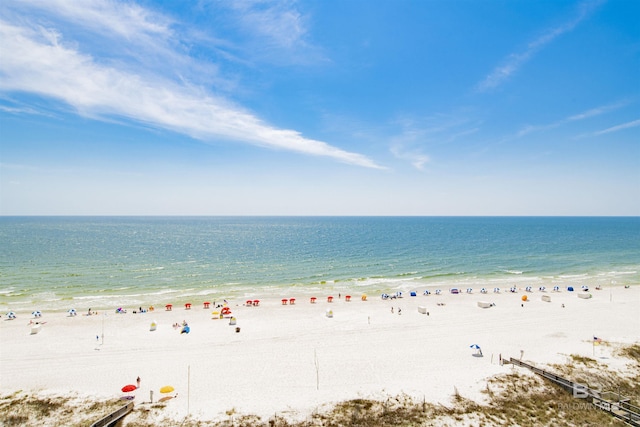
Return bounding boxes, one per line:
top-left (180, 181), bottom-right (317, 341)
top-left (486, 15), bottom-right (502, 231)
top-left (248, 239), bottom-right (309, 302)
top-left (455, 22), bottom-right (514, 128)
top-left (470, 344), bottom-right (481, 349)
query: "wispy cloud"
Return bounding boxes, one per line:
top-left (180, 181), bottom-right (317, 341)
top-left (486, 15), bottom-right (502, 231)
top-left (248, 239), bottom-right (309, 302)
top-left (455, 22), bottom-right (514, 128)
top-left (593, 119), bottom-right (640, 135)
top-left (477, 0), bottom-right (605, 92)
top-left (389, 114), bottom-right (479, 170)
top-left (0, 1), bottom-right (379, 168)
top-left (514, 100), bottom-right (628, 138)
top-left (215, 0), bottom-right (326, 65)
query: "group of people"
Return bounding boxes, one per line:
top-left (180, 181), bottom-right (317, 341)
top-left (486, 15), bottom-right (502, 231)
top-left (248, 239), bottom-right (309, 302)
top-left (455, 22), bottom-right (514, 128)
top-left (172, 320), bottom-right (190, 334)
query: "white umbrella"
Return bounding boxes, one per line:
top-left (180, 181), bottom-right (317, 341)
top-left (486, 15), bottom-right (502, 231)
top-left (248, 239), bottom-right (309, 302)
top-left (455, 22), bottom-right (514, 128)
top-left (32, 311), bottom-right (42, 318)
top-left (7, 311), bottom-right (16, 319)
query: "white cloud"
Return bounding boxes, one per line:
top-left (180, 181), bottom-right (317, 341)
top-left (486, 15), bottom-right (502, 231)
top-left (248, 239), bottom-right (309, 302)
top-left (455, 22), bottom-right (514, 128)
top-left (3, 0), bottom-right (172, 40)
top-left (593, 119), bottom-right (640, 136)
top-left (477, 0), bottom-right (604, 92)
top-left (390, 145), bottom-right (430, 170)
top-left (0, 3), bottom-right (380, 169)
top-left (514, 100), bottom-right (628, 138)
top-left (230, 0), bottom-right (306, 49)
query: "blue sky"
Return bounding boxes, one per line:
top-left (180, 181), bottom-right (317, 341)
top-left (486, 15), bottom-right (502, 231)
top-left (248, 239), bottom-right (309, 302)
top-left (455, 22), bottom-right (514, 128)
top-left (1, 0), bottom-right (638, 215)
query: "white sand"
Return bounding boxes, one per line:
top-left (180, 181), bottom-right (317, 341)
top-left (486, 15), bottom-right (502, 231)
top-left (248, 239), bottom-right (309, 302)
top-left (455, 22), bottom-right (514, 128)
top-left (1, 286), bottom-right (639, 422)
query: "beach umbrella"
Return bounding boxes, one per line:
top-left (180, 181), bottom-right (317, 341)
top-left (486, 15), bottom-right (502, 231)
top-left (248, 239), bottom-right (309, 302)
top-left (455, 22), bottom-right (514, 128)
top-left (121, 384), bottom-right (137, 393)
top-left (160, 385), bottom-right (174, 394)
top-left (32, 310), bottom-right (42, 317)
top-left (68, 309), bottom-right (77, 316)
top-left (7, 311), bottom-right (16, 319)
top-left (470, 344), bottom-right (482, 356)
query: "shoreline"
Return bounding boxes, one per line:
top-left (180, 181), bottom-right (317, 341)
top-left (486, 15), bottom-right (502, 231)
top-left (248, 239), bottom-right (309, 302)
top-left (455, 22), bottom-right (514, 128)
top-left (1, 284), bottom-right (639, 423)
top-left (2, 276), bottom-right (637, 314)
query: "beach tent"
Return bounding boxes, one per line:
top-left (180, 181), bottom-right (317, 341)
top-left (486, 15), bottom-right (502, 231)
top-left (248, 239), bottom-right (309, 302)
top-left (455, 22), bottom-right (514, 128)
top-left (181, 325), bottom-right (190, 334)
top-left (541, 295), bottom-right (551, 302)
top-left (567, 286), bottom-right (574, 292)
top-left (410, 291), bottom-right (417, 297)
top-left (418, 306), bottom-right (427, 314)
top-left (477, 301), bottom-right (492, 308)
top-left (578, 292), bottom-right (592, 299)
top-left (450, 288), bottom-right (459, 294)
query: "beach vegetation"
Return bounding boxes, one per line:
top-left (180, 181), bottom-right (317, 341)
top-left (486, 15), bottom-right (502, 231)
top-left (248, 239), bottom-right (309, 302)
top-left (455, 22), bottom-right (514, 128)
top-left (3, 344), bottom-right (639, 427)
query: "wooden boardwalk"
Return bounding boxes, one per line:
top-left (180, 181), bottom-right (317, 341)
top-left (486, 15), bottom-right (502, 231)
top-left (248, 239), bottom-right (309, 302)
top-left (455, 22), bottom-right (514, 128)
top-left (89, 401), bottom-right (134, 427)
top-left (509, 357), bottom-right (640, 426)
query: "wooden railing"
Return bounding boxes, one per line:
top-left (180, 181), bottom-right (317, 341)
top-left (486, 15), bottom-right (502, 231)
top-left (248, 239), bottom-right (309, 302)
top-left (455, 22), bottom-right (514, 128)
top-left (509, 357), bottom-right (640, 426)
top-left (89, 401), bottom-right (134, 427)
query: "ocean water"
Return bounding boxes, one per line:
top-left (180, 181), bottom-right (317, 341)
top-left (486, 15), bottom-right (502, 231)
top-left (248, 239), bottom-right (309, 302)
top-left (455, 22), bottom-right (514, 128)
top-left (1, 216), bottom-right (638, 312)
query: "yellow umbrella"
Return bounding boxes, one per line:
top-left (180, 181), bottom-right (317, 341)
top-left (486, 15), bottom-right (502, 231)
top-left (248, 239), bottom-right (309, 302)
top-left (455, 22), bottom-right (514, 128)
top-left (160, 385), bottom-right (174, 394)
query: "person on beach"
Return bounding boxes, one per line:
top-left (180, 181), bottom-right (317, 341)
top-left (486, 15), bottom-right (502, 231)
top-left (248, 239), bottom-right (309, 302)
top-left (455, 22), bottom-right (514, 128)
top-left (136, 377), bottom-right (141, 388)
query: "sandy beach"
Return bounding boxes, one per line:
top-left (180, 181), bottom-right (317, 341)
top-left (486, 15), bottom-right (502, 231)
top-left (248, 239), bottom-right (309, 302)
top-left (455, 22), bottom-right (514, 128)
top-left (1, 285), bottom-right (639, 423)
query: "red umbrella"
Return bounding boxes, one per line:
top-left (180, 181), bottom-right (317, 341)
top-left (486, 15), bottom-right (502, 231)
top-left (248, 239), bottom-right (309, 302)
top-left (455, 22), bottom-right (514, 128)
top-left (121, 384), bottom-right (137, 393)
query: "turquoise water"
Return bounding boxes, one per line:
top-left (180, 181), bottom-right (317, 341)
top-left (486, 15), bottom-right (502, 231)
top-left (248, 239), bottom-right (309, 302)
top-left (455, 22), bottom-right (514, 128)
top-left (1, 217), bottom-right (638, 312)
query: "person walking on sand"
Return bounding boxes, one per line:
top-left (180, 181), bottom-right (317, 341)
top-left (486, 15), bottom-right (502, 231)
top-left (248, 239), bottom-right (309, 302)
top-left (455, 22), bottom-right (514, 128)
top-left (136, 377), bottom-right (141, 388)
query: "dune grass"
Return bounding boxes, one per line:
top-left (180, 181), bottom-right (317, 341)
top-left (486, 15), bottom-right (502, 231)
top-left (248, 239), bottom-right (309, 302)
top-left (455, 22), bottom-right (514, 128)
top-left (2, 344), bottom-right (638, 427)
